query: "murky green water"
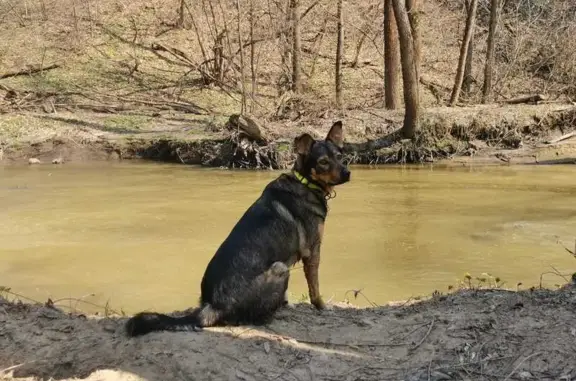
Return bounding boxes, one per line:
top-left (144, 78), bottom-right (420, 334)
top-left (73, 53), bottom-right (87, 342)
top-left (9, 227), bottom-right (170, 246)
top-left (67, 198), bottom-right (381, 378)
top-left (1, 162), bottom-right (575, 314)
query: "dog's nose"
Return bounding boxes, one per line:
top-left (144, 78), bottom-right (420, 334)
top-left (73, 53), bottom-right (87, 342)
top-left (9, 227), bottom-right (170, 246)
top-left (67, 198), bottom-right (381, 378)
top-left (341, 168), bottom-right (351, 182)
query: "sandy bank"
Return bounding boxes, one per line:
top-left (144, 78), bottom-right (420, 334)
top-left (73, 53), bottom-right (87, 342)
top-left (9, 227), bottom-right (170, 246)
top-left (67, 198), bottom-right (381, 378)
top-left (2, 286), bottom-right (576, 381)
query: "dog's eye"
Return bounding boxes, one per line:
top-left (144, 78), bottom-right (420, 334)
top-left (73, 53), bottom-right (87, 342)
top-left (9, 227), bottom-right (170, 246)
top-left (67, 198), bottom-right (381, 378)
top-left (318, 158), bottom-right (329, 166)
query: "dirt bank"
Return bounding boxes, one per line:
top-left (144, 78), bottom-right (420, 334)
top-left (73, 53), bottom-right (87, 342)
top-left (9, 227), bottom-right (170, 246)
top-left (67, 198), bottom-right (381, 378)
top-left (2, 286), bottom-right (576, 381)
top-left (1, 104), bottom-right (576, 168)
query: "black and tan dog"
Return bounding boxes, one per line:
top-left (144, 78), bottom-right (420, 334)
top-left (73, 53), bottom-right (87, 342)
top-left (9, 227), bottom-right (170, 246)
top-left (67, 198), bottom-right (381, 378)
top-left (125, 121), bottom-right (351, 336)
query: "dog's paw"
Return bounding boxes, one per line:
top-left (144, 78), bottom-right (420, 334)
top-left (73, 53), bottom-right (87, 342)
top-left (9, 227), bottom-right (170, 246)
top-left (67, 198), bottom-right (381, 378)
top-left (311, 298), bottom-right (327, 311)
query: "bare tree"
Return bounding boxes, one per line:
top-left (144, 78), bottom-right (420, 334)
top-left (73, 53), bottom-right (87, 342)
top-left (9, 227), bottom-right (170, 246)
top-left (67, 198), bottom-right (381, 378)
top-left (461, 0), bottom-right (475, 96)
top-left (335, 0), bottom-right (344, 108)
top-left (482, 0), bottom-right (500, 103)
top-left (351, 4), bottom-right (380, 68)
top-left (384, 0), bottom-right (400, 109)
top-left (291, 0), bottom-right (302, 93)
top-left (449, 0), bottom-right (478, 106)
top-left (309, 17), bottom-right (328, 78)
top-left (280, 0), bottom-right (291, 77)
top-left (392, 0), bottom-right (420, 138)
top-left (178, 0), bottom-right (185, 28)
top-left (249, 0), bottom-right (257, 110)
top-left (235, 0), bottom-right (247, 113)
top-left (405, 0), bottom-right (420, 80)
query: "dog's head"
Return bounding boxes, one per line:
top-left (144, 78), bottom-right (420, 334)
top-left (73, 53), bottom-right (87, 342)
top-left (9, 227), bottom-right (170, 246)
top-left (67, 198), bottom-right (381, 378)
top-left (292, 121), bottom-right (351, 193)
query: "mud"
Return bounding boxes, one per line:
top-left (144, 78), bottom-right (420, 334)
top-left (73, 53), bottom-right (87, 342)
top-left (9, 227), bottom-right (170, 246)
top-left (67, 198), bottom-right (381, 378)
top-left (2, 286), bottom-right (576, 381)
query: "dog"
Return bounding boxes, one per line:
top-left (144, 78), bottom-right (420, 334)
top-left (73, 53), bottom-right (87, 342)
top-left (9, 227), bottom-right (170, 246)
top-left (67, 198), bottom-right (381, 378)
top-left (125, 121), bottom-right (351, 337)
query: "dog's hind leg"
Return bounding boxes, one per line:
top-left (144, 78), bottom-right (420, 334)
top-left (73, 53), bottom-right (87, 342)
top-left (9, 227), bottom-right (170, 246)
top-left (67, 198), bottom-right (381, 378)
top-left (230, 261), bottom-right (290, 325)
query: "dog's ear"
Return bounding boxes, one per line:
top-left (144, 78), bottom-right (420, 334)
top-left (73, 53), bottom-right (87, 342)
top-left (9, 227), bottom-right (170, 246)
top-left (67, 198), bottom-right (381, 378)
top-left (294, 133), bottom-right (315, 155)
top-left (326, 121), bottom-right (344, 149)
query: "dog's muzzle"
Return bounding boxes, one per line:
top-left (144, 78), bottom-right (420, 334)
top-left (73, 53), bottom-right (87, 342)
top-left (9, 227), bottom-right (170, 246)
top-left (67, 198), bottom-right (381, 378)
top-left (340, 167), bottom-right (351, 183)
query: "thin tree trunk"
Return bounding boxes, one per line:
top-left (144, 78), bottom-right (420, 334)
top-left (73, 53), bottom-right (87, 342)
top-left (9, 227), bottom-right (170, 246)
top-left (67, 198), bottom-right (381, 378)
top-left (462, 4), bottom-right (475, 96)
top-left (249, 0), bottom-right (257, 110)
top-left (405, 0), bottom-right (420, 80)
top-left (351, 29), bottom-right (367, 69)
top-left (39, 0), bottom-right (48, 21)
top-left (391, 0), bottom-right (420, 138)
top-left (482, 0), bottom-right (500, 103)
top-left (281, 0), bottom-right (291, 72)
top-left (310, 17), bottom-right (328, 78)
top-left (462, 36), bottom-right (474, 95)
top-left (178, 0), bottom-right (185, 28)
top-left (235, 0), bottom-right (247, 113)
top-left (384, 0), bottom-right (400, 109)
top-left (335, 0), bottom-right (344, 108)
top-left (291, 0), bottom-right (302, 93)
top-left (449, 0), bottom-right (478, 106)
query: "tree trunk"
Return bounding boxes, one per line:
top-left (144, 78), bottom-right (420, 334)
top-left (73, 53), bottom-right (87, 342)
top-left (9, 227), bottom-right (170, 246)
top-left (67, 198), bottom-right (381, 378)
top-left (449, 0), bottom-right (478, 106)
top-left (351, 27), bottom-right (367, 69)
top-left (235, 0), bottom-right (247, 113)
top-left (391, 0), bottom-right (420, 138)
top-left (178, 0), bottom-right (185, 28)
top-left (310, 17), bottom-right (328, 78)
top-left (384, 0), bottom-right (400, 110)
top-left (462, 33), bottom-right (474, 95)
top-left (280, 0), bottom-right (291, 74)
top-left (335, 0), bottom-right (344, 108)
top-left (249, 0), bottom-right (257, 110)
top-left (405, 0), bottom-right (420, 80)
top-left (461, 0), bottom-right (475, 96)
top-left (482, 0), bottom-right (500, 103)
top-left (291, 0), bottom-right (302, 93)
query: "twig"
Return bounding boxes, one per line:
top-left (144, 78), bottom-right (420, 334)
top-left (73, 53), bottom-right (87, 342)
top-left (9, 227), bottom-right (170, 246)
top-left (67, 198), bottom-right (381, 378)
top-left (0, 363), bottom-right (27, 374)
top-left (427, 348), bottom-right (436, 381)
top-left (0, 64), bottom-right (60, 79)
top-left (539, 267), bottom-right (570, 288)
top-left (294, 338), bottom-right (408, 348)
top-left (344, 289), bottom-right (379, 307)
top-left (502, 352), bottom-right (543, 381)
top-left (412, 317), bottom-right (436, 350)
top-left (2, 290), bottom-right (43, 305)
top-left (556, 238), bottom-right (576, 257)
top-left (175, 148), bottom-right (186, 164)
top-left (398, 320), bottom-right (431, 341)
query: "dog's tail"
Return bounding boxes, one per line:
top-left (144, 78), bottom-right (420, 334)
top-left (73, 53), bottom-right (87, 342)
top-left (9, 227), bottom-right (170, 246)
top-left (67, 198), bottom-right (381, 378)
top-left (125, 307), bottom-right (206, 337)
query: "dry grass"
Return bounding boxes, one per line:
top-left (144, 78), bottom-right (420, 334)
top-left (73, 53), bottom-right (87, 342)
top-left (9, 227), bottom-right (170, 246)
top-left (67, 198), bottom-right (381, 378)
top-left (1, 0), bottom-right (576, 166)
top-left (1, 0), bottom-right (575, 119)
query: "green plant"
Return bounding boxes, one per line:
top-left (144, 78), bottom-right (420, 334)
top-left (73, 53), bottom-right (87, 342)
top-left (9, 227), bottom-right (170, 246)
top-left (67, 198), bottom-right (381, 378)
top-left (448, 272), bottom-right (506, 291)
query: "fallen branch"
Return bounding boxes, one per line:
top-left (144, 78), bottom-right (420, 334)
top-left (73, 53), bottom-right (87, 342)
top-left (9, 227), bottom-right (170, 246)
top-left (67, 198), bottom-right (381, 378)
top-left (0, 64), bottom-right (60, 80)
top-left (544, 131), bottom-right (576, 145)
top-left (420, 78), bottom-right (448, 103)
top-left (411, 317), bottom-right (436, 351)
top-left (503, 94), bottom-right (546, 105)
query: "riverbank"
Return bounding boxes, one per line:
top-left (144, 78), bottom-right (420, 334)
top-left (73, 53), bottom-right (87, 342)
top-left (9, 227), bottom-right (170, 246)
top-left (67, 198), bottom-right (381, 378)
top-left (2, 285), bottom-right (576, 381)
top-left (1, 103), bottom-right (575, 168)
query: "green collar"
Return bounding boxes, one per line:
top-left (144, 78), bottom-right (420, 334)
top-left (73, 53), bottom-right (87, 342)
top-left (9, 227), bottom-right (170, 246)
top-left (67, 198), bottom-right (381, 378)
top-left (292, 170), bottom-right (324, 192)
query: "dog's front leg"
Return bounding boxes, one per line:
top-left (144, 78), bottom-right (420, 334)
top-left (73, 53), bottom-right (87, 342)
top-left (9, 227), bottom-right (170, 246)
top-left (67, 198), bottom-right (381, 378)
top-left (302, 253), bottom-right (325, 310)
top-left (302, 245), bottom-right (326, 310)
